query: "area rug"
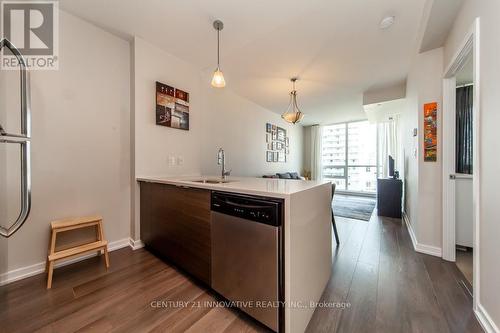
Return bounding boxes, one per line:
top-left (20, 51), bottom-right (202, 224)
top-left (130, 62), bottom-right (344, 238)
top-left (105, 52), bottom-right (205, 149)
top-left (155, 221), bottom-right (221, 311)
top-left (332, 194), bottom-right (376, 221)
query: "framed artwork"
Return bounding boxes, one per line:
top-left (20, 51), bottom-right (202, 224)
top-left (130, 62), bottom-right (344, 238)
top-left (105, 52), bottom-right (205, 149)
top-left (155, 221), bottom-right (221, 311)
top-left (156, 81), bottom-right (189, 130)
top-left (423, 102), bottom-right (438, 162)
top-left (277, 127), bottom-right (286, 142)
top-left (266, 151), bottom-right (273, 162)
top-left (265, 122), bottom-right (290, 163)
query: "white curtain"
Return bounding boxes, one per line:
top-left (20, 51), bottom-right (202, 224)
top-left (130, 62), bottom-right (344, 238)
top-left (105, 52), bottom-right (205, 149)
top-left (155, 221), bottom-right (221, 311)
top-left (310, 125), bottom-right (323, 180)
top-left (378, 115), bottom-right (401, 178)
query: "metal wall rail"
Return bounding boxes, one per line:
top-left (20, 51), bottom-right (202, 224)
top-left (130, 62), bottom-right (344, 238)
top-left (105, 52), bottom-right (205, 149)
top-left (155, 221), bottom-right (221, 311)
top-left (0, 38), bottom-right (31, 238)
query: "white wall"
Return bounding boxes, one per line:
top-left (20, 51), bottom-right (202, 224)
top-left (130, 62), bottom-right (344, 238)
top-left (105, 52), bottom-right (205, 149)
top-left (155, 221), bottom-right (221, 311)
top-left (200, 87), bottom-right (304, 177)
top-left (0, 10), bottom-right (131, 275)
top-left (133, 37), bottom-right (303, 179)
top-left (402, 47), bottom-right (443, 249)
top-left (363, 81), bottom-right (406, 105)
top-left (401, 66), bottom-right (419, 232)
top-left (444, 0), bottom-right (500, 328)
top-left (133, 37), bottom-right (203, 178)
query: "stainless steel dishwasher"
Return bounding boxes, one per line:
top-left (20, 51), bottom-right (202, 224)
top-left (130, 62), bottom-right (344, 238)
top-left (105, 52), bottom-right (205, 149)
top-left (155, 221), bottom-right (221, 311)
top-left (211, 191), bottom-right (284, 332)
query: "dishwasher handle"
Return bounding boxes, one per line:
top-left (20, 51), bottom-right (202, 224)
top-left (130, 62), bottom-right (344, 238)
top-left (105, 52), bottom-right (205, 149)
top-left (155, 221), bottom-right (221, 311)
top-left (211, 192), bottom-right (282, 227)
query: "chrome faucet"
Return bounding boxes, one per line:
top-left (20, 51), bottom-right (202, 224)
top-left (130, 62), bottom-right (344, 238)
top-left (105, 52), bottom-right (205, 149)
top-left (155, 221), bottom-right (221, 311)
top-left (217, 148), bottom-right (231, 180)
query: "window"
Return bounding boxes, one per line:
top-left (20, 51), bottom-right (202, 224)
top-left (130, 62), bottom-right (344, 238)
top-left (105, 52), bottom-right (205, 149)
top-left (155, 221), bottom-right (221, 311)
top-left (322, 120), bottom-right (377, 193)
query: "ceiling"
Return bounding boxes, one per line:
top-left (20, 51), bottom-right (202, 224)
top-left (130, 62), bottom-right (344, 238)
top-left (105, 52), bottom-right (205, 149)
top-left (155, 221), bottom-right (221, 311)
top-left (419, 0), bottom-right (464, 53)
top-left (60, 0), bottom-right (428, 125)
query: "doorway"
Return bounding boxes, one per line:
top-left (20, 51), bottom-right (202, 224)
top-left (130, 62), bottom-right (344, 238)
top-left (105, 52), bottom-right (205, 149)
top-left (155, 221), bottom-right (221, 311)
top-left (454, 54), bottom-right (473, 288)
top-left (442, 18), bottom-right (480, 309)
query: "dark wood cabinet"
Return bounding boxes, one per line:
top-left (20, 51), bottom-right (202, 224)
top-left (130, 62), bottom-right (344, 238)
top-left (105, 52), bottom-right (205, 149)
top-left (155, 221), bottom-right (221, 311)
top-left (377, 178), bottom-right (403, 218)
top-left (140, 182), bottom-right (211, 285)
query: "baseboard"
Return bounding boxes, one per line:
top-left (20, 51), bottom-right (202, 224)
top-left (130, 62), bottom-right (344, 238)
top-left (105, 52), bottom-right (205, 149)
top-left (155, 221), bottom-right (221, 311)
top-left (403, 212), bottom-right (418, 249)
top-left (129, 238), bottom-right (144, 250)
top-left (0, 237), bottom-right (130, 286)
top-left (403, 213), bottom-right (442, 257)
top-left (475, 303), bottom-right (500, 333)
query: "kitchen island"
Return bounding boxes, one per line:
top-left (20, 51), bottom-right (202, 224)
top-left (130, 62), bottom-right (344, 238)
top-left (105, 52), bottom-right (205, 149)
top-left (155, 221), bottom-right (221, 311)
top-left (137, 176), bottom-right (332, 333)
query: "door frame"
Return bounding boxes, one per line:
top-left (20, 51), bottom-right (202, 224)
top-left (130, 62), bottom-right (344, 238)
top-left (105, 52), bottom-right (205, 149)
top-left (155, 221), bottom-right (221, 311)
top-left (442, 18), bottom-right (480, 309)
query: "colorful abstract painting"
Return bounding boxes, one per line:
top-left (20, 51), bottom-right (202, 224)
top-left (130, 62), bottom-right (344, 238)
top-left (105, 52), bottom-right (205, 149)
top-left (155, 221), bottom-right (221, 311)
top-left (156, 81), bottom-right (190, 130)
top-left (423, 102), bottom-right (438, 162)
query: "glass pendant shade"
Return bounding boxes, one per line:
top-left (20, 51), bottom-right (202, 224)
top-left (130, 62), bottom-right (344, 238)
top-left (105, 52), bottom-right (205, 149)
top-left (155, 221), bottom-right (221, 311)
top-left (211, 20), bottom-right (226, 88)
top-left (281, 79), bottom-right (305, 124)
top-left (211, 68), bottom-right (226, 88)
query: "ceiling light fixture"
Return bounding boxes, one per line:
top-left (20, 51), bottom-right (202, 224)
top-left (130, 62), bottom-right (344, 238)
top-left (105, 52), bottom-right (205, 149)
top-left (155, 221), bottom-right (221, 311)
top-left (379, 16), bottom-right (395, 30)
top-left (281, 78), bottom-right (305, 124)
top-left (211, 20), bottom-right (226, 88)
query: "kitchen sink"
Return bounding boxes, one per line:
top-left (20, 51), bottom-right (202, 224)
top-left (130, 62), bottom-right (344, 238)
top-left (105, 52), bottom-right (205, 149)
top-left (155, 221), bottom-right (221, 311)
top-left (189, 179), bottom-right (233, 184)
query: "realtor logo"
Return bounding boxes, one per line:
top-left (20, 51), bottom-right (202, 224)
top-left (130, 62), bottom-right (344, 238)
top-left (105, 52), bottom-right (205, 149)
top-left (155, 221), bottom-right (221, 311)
top-left (1, 0), bottom-right (59, 70)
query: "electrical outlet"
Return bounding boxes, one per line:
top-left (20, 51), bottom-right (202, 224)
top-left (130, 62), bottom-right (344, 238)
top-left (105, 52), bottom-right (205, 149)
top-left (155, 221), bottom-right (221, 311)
top-left (177, 156), bottom-right (184, 165)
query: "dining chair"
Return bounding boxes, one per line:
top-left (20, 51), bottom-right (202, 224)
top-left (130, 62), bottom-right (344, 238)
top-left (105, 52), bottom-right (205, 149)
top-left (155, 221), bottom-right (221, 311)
top-left (331, 183), bottom-right (340, 245)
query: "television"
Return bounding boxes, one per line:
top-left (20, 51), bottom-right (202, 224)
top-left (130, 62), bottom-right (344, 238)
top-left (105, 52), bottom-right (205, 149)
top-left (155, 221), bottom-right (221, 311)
top-left (388, 155), bottom-right (395, 178)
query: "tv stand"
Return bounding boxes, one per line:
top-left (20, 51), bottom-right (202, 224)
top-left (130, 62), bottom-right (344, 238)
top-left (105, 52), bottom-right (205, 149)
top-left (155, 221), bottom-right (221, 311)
top-left (377, 178), bottom-right (402, 218)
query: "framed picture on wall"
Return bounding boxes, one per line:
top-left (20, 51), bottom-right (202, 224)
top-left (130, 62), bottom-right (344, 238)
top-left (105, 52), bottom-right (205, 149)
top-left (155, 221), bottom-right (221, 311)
top-left (423, 102), bottom-right (438, 162)
top-left (277, 127), bottom-right (286, 142)
top-left (266, 151), bottom-right (273, 162)
top-left (156, 81), bottom-right (189, 130)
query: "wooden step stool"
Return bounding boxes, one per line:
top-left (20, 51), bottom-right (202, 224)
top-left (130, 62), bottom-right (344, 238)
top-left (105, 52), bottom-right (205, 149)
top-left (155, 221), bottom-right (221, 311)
top-left (46, 215), bottom-right (109, 289)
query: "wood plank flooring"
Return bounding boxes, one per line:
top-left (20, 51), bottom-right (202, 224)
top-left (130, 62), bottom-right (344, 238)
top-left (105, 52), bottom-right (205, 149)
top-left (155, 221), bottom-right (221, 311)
top-left (306, 214), bottom-right (483, 333)
top-left (0, 213), bottom-right (482, 333)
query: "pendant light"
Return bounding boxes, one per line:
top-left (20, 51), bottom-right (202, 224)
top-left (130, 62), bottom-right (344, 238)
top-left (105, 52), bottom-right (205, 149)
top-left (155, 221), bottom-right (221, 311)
top-left (281, 78), bottom-right (304, 124)
top-left (211, 20), bottom-right (226, 88)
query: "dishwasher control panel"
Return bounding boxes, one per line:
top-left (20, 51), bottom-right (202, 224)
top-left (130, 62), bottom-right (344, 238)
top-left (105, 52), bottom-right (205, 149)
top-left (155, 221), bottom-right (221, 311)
top-left (211, 192), bottom-right (283, 226)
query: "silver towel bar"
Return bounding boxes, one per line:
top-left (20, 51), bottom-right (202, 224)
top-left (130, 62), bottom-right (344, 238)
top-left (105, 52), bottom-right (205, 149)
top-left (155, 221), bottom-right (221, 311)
top-left (0, 38), bottom-right (32, 238)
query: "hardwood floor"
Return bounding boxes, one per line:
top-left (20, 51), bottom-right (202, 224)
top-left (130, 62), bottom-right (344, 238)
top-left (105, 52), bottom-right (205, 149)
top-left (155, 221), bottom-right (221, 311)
top-left (0, 213), bottom-right (482, 333)
top-left (456, 249), bottom-right (473, 285)
top-left (306, 214), bottom-right (483, 333)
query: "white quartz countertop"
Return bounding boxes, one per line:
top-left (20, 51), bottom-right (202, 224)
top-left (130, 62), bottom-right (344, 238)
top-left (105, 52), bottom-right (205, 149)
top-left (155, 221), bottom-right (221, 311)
top-left (137, 175), bottom-right (330, 198)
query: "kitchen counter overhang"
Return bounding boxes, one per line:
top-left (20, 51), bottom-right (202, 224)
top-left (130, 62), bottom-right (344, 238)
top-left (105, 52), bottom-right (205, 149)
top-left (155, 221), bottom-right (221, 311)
top-left (137, 175), bottom-right (330, 199)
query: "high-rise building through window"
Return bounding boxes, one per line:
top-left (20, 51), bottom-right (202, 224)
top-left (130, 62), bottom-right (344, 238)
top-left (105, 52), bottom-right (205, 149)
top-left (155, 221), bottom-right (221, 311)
top-left (322, 120), bottom-right (377, 193)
